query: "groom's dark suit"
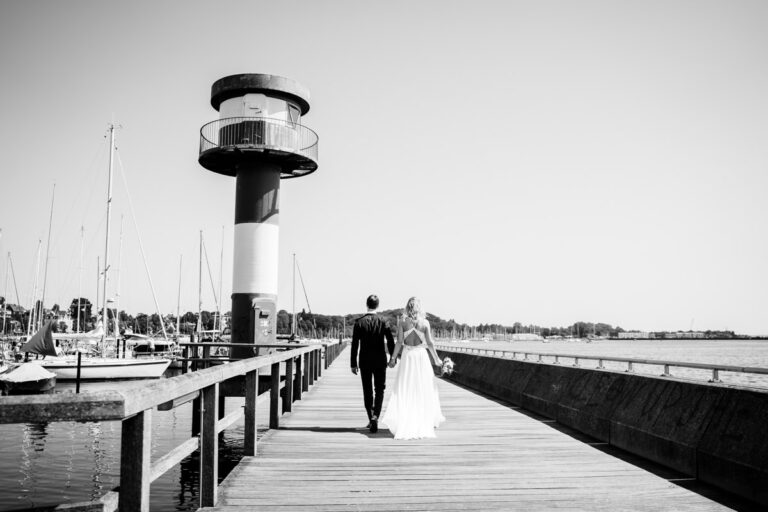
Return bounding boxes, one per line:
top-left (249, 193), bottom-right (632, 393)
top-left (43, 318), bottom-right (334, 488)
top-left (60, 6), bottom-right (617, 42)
top-left (351, 313), bottom-right (395, 421)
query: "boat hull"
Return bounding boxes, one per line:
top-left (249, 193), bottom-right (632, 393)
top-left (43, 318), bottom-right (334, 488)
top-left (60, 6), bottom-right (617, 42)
top-left (1, 375), bottom-right (57, 395)
top-left (35, 358), bottom-right (171, 380)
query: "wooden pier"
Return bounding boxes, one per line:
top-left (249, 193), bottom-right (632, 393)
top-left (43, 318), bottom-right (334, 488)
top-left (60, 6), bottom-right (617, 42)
top-left (202, 346), bottom-right (731, 511)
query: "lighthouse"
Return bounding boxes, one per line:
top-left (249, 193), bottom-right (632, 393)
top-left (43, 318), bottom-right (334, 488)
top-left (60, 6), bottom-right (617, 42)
top-left (198, 74), bottom-right (318, 355)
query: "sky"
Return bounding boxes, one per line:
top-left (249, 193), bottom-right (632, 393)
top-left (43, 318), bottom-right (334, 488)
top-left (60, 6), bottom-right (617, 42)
top-left (0, 1), bottom-right (766, 334)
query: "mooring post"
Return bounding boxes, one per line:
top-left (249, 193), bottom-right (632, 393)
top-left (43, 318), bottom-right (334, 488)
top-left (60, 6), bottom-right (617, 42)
top-left (303, 352), bottom-right (310, 392)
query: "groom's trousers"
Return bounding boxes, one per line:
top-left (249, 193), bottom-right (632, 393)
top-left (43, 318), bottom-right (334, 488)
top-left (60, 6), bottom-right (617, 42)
top-left (360, 367), bottom-right (386, 419)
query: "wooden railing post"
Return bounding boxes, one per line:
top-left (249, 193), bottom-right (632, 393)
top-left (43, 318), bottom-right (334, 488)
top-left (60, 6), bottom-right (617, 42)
top-left (200, 383), bottom-right (219, 507)
top-left (244, 369), bottom-right (258, 456)
top-left (303, 352), bottom-right (310, 392)
top-left (269, 362), bottom-right (280, 429)
top-left (119, 410), bottom-right (152, 512)
top-left (294, 352), bottom-right (303, 401)
top-left (283, 357), bottom-right (294, 413)
top-left (308, 350), bottom-right (315, 386)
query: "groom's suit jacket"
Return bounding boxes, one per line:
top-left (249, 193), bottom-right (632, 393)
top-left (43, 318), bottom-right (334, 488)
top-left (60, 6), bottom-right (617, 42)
top-left (351, 313), bottom-right (395, 370)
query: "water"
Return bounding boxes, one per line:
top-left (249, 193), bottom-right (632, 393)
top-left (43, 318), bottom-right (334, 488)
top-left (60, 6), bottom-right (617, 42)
top-left (2, 340), bottom-right (767, 511)
top-left (0, 374), bottom-right (257, 511)
top-left (441, 338), bottom-right (768, 389)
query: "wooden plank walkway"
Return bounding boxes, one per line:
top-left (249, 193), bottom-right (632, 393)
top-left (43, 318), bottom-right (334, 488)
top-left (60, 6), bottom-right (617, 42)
top-left (203, 347), bottom-right (732, 511)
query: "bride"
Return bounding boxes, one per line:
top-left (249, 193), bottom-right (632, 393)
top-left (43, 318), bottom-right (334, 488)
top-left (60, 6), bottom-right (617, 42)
top-left (381, 297), bottom-right (446, 439)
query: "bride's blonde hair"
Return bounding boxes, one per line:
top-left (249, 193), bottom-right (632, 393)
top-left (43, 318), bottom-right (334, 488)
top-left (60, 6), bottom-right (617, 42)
top-left (403, 297), bottom-right (425, 326)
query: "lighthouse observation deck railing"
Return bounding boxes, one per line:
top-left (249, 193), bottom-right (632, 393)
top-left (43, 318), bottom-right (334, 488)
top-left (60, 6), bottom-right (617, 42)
top-left (199, 116), bottom-right (319, 163)
top-left (436, 343), bottom-right (768, 386)
top-left (0, 340), bottom-right (346, 512)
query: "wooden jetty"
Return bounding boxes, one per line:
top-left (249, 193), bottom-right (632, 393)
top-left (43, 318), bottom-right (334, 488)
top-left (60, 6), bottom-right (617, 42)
top-left (202, 346), bottom-right (731, 512)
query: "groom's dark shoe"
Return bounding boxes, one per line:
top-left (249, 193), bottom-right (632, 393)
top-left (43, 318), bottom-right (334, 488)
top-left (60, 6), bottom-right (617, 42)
top-left (369, 415), bottom-right (378, 433)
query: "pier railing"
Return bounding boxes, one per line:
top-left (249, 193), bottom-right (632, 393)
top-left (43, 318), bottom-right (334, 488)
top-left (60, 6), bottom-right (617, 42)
top-left (436, 343), bottom-right (768, 385)
top-left (0, 340), bottom-right (346, 511)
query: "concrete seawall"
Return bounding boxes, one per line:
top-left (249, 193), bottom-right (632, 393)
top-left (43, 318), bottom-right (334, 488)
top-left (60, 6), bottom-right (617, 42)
top-left (437, 349), bottom-right (768, 507)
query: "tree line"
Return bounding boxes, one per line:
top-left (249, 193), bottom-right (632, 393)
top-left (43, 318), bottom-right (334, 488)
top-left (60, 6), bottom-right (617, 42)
top-left (0, 295), bottom-right (743, 340)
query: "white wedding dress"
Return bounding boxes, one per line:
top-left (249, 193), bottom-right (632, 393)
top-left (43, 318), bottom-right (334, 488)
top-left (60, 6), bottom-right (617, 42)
top-left (381, 324), bottom-right (445, 439)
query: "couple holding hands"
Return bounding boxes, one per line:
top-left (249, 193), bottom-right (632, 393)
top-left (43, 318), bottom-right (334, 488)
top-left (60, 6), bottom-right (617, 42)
top-left (350, 295), bottom-right (445, 440)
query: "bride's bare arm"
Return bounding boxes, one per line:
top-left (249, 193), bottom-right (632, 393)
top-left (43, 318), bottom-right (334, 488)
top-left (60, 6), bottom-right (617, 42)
top-left (424, 322), bottom-right (442, 366)
top-left (388, 318), bottom-right (404, 367)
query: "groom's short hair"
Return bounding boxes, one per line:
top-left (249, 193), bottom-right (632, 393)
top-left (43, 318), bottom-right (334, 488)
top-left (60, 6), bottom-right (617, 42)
top-left (366, 295), bottom-right (379, 310)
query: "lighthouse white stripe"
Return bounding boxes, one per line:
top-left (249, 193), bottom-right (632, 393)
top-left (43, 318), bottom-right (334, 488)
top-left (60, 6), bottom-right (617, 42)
top-left (232, 223), bottom-right (279, 295)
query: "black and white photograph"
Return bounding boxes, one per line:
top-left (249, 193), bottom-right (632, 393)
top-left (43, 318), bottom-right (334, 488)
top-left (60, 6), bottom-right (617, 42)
top-left (0, 1), bottom-right (766, 511)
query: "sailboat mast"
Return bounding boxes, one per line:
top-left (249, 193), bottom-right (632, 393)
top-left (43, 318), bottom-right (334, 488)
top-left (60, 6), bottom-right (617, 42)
top-left (96, 256), bottom-right (100, 327)
top-left (2, 252), bottom-right (8, 336)
top-left (292, 253), bottom-right (296, 336)
top-left (76, 226), bottom-right (83, 334)
top-left (102, 124), bottom-right (116, 341)
top-left (114, 215), bottom-right (124, 335)
top-left (197, 230), bottom-right (203, 335)
top-left (176, 254), bottom-right (182, 337)
top-left (27, 240), bottom-right (42, 336)
top-left (218, 226), bottom-right (224, 334)
top-left (39, 183), bottom-right (56, 329)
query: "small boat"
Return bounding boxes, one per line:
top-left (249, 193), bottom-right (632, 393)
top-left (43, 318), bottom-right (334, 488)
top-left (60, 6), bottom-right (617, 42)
top-left (0, 362), bottom-right (56, 395)
top-left (0, 320), bottom-right (56, 395)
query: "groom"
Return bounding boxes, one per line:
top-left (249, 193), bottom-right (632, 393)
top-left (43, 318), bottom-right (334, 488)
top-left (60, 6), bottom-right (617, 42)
top-left (351, 294), bottom-right (395, 433)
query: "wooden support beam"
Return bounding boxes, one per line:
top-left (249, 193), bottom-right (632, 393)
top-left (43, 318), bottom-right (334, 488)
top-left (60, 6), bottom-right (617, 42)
top-left (303, 352), bottom-right (310, 392)
top-left (157, 390), bottom-right (199, 411)
top-left (118, 410), bottom-right (151, 512)
top-left (283, 357), bottom-right (294, 413)
top-left (150, 437), bottom-right (199, 482)
top-left (217, 408), bottom-right (243, 433)
top-left (270, 362), bottom-right (280, 429)
top-left (294, 353), bottom-right (303, 401)
top-left (244, 369), bottom-right (258, 456)
top-left (200, 383), bottom-right (219, 507)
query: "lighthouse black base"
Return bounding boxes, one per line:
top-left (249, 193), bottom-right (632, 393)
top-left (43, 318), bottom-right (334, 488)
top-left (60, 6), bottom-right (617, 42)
top-left (230, 293), bottom-right (278, 359)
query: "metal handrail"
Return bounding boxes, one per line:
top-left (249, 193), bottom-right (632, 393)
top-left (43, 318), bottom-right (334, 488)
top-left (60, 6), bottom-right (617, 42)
top-left (435, 343), bottom-right (768, 384)
top-left (199, 116), bottom-right (318, 163)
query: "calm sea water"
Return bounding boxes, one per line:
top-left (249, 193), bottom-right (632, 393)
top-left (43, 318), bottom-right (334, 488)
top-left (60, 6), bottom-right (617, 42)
top-left (441, 338), bottom-right (768, 389)
top-left (1, 339), bottom-right (767, 511)
top-left (0, 374), bottom-right (257, 512)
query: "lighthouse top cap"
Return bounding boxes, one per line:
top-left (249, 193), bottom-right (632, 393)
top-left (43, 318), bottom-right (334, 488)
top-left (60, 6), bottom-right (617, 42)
top-left (210, 74), bottom-right (311, 114)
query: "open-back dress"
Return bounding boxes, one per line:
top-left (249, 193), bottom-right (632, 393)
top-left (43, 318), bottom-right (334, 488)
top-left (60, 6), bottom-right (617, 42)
top-left (381, 320), bottom-right (445, 439)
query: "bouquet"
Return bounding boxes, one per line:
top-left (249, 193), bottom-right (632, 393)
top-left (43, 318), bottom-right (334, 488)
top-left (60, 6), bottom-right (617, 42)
top-left (440, 357), bottom-right (455, 376)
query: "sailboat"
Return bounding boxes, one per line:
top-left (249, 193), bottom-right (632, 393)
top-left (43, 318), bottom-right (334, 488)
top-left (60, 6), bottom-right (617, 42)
top-left (30, 124), bottom-right (171, 380)
top-left (23, 320), bottom-right (169, 380)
